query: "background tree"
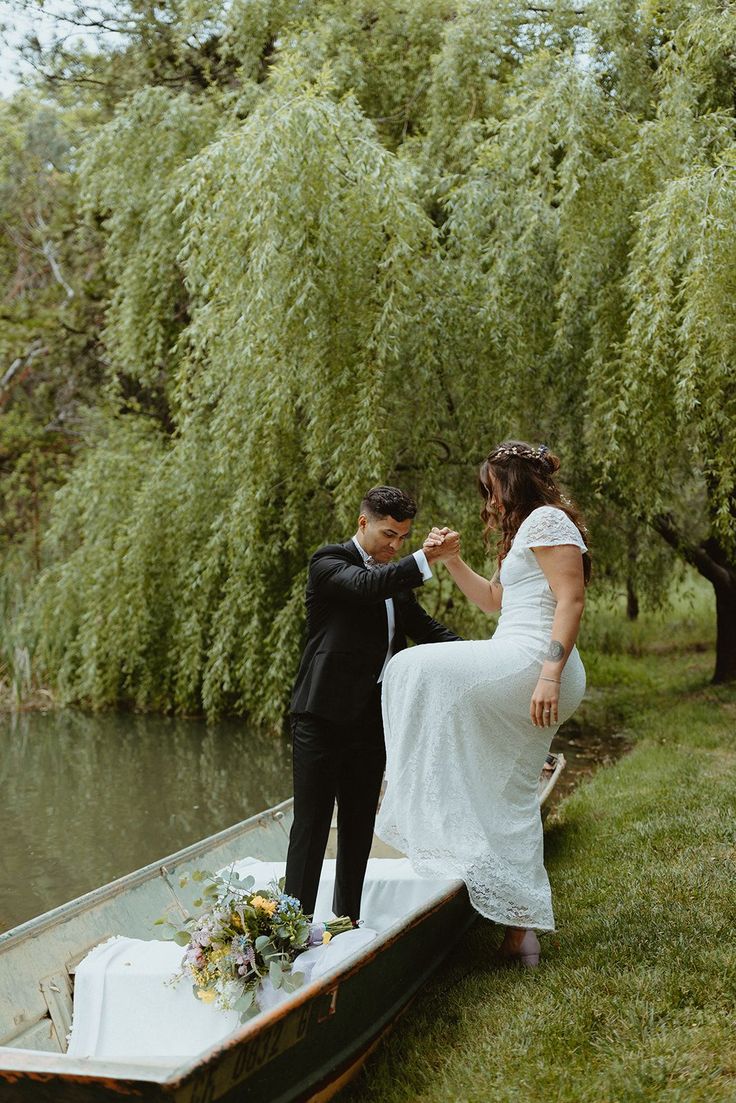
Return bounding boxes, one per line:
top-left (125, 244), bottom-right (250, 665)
top-left (2, 0), bottom-right (734, 722)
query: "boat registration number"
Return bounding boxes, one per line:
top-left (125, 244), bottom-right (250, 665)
top-left (182, 986), bottom-right (339, 1103)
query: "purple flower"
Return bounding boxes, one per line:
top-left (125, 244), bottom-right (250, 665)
top-left (184, 946), bottom-right (206, 969)
top-left (308, 924), bottom-right (325, 946)
top-left (235, 943), bottom-right (256, 976)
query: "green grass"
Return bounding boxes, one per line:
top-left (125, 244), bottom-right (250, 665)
top-left (578, 575), bottom-right (715, 661)
top-left (341, 597), bottom-right (736, 1103)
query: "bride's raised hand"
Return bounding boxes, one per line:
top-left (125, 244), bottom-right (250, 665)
top-left (423, 527), bottom-right (460, 564)
top-left (438, 530), bottom-right (461, 562)
top-left (428, 528), bottom-right (461, 563)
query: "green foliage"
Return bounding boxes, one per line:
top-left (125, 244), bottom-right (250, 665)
top-left (0, 92), bottom-right (106, 582)
top-left (80, 86), bottom-right (224, 391)
top-left (29, 414), bottom-right (165, 705)
top-left (5, 0), bottom-right (736, 716)
top-left (30, 64), bottom-right (460, 722)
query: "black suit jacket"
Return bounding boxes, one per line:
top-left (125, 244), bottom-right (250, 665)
top-left (291, 540), bottom-right (461, 724)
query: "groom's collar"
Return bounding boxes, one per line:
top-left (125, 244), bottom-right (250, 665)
top-left (341, 538), bottom-right (365, 566)
top-left (351, 535), bottom-right (371, 566)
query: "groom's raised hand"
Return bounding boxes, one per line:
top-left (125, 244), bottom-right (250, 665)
top-left (423, 526), bottom-right (461, 563)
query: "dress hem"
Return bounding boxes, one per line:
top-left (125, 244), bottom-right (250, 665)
top-left (374, 822), bottom-right (556, 932)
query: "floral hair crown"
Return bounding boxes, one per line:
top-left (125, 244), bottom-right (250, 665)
top-left (490, 444), bottom-right (551, 462)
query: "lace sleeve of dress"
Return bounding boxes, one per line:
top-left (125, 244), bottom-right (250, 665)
top-left (521, 507), bottom-right (588, 552)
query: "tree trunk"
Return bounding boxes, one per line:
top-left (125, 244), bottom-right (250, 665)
top-left (713, 579), bottom-right (736, 683)
top-left (626, 578), bottom-right (639, 621)
top-left (651, 514), bottom-right (736, 684)
top-left (626, 534), bottom-right (639, 620)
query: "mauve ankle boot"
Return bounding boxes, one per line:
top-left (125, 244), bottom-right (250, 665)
top-left (496, 928), bottom-right (541, 968)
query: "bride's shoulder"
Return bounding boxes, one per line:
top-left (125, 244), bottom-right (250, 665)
top-left (518, 505), bottom-right (566, 529)
top-left (518, 505), bottom-right (587, 549)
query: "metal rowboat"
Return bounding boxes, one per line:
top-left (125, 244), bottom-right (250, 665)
top-left (0, 753), bottom-right (565, 1102)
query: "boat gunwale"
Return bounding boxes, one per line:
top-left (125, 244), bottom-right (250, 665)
top-left (163, 875), bottom-right (469, 1088)
top-left (1, 754), bottom-right (565, 952)
top-left (162, 752), bottom-right (567, 1087)
top-left (539, 752), bottom-right (566, 806)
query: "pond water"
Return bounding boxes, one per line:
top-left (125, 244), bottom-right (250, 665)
top-left (0, 704), bottom-right (629, 935)
top-left (0, 710), bottom-right (292, 933)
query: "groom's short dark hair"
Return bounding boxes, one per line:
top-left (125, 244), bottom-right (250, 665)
top-left (360, 486), bottom-right (417, 522)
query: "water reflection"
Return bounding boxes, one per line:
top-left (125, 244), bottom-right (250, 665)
top-left (0, 710), bottom-right (292, 932)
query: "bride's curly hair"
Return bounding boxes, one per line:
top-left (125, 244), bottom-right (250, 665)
top-left (479, 440), bottom-right (591, 584)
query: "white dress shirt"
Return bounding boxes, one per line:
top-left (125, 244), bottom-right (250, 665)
top-left (351, 536), bottom-right (433, 682)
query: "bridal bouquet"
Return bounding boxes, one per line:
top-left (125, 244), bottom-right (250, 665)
top-left (157, 868), bottom-right (352, 1021)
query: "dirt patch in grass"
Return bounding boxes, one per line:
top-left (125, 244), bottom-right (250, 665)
top-left (547, 715), bottom-right (632, 809)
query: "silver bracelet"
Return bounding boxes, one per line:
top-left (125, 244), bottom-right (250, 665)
top-left (540, 676), bottom-right (561, 684)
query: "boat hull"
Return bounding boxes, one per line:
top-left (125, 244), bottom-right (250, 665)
top-left (0, 884), bottom-right (474, 1102)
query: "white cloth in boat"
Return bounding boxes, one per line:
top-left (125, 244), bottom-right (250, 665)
top-left (67, 857), bottom-right (459, 1062)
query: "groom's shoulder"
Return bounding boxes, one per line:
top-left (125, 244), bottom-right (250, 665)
top-left (309, 540), bottom-right (355, 565)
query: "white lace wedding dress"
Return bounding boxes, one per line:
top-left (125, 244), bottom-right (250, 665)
top-left (375, 506), bottom-right (588, 930)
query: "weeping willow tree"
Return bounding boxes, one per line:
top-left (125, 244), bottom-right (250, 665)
top-left (30, 65), bottom-right (477, 723)
top-left (584, 5), bottom-right (736, 680)
top-left (442, 2), bottom-right (736, 675)
top-left (18, 0), bottom-right (736, 720)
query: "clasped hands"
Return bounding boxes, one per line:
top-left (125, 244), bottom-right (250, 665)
top-left (423, 525), bottom-right (461, 564)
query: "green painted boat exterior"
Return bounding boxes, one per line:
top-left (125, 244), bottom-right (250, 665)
top-left (0, 755), bottom-right (565, 1102)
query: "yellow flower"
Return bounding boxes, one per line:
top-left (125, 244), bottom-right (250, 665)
top-left (250, 895), bottom-right (277, 916)
top-left (322, 931), bottom-right (332, 945)
top-left (196, 988), bottom-right (216, 1004)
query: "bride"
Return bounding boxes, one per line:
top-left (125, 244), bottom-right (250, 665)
top-left (374, 441), bottom-right (590, 966)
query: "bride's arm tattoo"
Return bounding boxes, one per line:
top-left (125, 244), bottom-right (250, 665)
top-left (546, 640), bottom-right (565, 662)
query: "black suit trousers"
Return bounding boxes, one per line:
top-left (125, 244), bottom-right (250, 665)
top-left (284, 691), bottom-right (385, 922)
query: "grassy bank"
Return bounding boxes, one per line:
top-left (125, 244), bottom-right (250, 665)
top-left (343, 597), bottom-right (736, 1103)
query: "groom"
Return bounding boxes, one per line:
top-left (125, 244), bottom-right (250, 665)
top-left (284, 485), bottom-right (460, 922)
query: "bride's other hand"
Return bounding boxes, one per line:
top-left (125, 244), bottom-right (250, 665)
top-left (530, 677), bottom-right (559, 728)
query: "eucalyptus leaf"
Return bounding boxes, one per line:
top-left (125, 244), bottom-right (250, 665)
top-left (269, 961), bottom-right (283, 989)
top-left (234, 988), bottom-right (255, 1012)
top-left (281, 970), bottom-right (305, 993)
